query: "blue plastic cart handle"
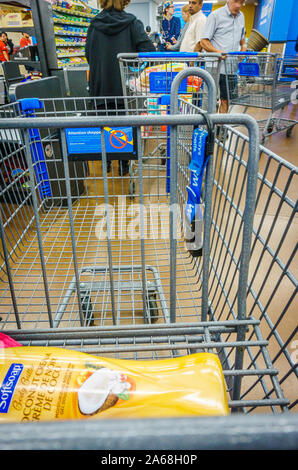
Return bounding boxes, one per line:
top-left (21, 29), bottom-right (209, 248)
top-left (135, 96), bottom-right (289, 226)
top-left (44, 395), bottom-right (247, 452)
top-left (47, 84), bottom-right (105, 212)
top-left (138, 52), bottom-right (202, 58)
top-left (17, 98), bottom-right (52, 200)
top-left (18, 98), bottom-right (43, 112)
top-left (228, 51), bottom-right (259, 55)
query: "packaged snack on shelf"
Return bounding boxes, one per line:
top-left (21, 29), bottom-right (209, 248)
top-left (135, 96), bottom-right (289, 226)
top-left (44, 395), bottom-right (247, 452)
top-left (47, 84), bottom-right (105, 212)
top-left (0, 347), bottom-right (229, 422)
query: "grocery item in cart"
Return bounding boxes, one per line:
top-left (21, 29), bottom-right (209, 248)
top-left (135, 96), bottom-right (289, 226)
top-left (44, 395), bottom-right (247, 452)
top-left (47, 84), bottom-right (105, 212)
top-left (0, 333), bottom-right (22, 348)
top-left (129, 62), bottom-right (202, 94)
top-left (0, 347), bottom-right (229, 422)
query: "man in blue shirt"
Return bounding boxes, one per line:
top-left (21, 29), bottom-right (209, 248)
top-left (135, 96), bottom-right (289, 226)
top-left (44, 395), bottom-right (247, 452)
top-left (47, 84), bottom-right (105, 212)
top-left (201, 0), bottom-right (246, 113)
top-left (161, 1), bottom-right (181, 50)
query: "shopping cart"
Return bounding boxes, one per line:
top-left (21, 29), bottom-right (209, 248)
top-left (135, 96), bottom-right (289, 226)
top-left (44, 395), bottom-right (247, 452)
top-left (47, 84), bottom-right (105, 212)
top-left (118, 52), bottom-right (221, 196)
top-left (224, 52), bottom-right (297, 144)
top-left (277, 55), bottom-right (298, 81)
top-left (0, 68), bottom-right (297, 448)
top-left (118, 52), bottom-right (221, 98)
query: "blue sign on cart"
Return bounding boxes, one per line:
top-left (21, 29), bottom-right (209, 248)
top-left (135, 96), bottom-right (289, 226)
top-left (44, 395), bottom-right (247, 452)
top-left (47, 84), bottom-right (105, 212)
top-left (149, 72), bottom-right (188, 93)
top-left (283, 66), bottom-right (298, 78)
top-left (238, 62), bottom-right (260, 77)
top-left (65, 126), bottom-right (137, 161)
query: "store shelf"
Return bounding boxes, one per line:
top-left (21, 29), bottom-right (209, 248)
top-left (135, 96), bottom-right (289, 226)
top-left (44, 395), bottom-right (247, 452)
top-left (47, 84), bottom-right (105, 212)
top-left (54, 30), bottom-right (87, 37)
top-left (53, 19), bottom-right (90, 27)
top-left (57, 52), bottom-right (85, 58)
top-left (11, 59), bottom-right (41, 69)
top-left (48, 2), bottom-right (97, 70)
top-left (3, 26), bottom-right (35, 34)
top-left (56, 42), bottom-right (85, 47)
top-left (57, 63), bottom-right (87, 68)
top-left (52, 5), bottom-right (95, 19)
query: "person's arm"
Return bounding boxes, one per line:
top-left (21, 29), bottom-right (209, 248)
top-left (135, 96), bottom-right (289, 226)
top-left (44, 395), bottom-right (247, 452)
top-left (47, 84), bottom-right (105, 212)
top-left (168, 39), bottom-right (180, 51)
top-left (200, 37), bottom-right (227, 59)
top-left (132, 19), bottom-right (156, 52)
top-left (240, 23), bottom-right (246, 51)
top-left (194, 42), bottom-right (202, 52)
top-left (200, 38), bottom-right (221, 53)
top-left (200, 14), bottom-right (222, 53)
top-left (240, 37), bottom-right (246, 51)
top-left (167, 22), bottom-right (188, 51)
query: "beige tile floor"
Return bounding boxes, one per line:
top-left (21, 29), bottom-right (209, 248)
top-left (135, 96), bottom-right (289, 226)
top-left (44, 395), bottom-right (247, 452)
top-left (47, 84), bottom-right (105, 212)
top-left (231, 102), bottom-right (298, 165)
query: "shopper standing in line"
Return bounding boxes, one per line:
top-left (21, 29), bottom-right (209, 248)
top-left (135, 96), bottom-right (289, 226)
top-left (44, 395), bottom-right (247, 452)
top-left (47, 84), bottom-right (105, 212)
top-left (179, 0), bottom-right (206, 53)
top-left (0, 33), bottom-right (9, 62)
top-left (86, 0), bottom-right (155, 98)
top-left (200, 0), bottom-right (246, 114)
top-left (0, 32), bottom-right (14, 57)
top-left (165, 4), bottom-right (190, 52)
top-left (161, 1), bottom-right (181, 50)
top-left (85, 0), bottom-right (155, 176)
top-left (20, 32), bottom-right (32, 48)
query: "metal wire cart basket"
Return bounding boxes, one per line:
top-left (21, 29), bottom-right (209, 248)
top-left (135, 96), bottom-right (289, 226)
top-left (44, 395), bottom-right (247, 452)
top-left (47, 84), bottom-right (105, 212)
top-left (117, 52), bottom-right (221, 198)
top-left (0, 68), bottom-right (297, 449)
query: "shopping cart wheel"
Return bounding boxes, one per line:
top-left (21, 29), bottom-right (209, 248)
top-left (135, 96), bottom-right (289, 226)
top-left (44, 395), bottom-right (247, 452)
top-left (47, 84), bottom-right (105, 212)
top-left (129, 180), bottom-right (135, 199)
top-left (286, 126), bottom-right (294, 137)
top-left (161, 147), bottom-right (166, 166)
top-left (146, 292), bottom-right (159, 324)
top-left (267, 119), bottom-right (274, 134)
top-left (261, 135), bottom-right (267, 145)
top-left (189, 247), bottom-right (203, 257)
top-left (80, 288), bottom-right (95, 326)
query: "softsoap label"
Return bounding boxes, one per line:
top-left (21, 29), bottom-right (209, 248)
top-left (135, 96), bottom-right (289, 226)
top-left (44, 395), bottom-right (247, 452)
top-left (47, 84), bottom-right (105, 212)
top-left (0, 347), bottom-right (229, 422)
top-left (0, 363), bottom-right (24, 413)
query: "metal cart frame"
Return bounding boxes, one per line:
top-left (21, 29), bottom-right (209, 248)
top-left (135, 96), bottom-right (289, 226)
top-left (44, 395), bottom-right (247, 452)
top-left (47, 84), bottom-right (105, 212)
top-left (0, 68), bottom-right (297, 448)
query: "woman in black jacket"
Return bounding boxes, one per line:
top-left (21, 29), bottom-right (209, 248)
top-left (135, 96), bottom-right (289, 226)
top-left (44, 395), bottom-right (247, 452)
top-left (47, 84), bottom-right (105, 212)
top-left (85, 0), bottom-right (155, 97)
top-left (85, 0), bottom-right (155, 175)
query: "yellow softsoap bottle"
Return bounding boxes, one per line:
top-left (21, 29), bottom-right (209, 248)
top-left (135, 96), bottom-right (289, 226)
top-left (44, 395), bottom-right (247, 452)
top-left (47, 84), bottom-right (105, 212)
top-left (0, 346), bottom-right (229, 423)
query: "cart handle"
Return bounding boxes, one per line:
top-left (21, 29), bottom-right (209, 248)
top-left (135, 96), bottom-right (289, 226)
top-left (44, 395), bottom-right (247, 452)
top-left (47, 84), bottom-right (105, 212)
top-left (228, 51), bottom-right (258, 55)
top-left (138, 52), bottom-right (221, 59)
top-left (228, 51), bottom-right (275, 55)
